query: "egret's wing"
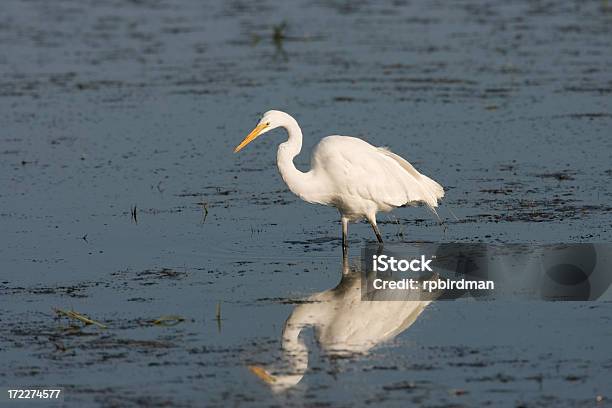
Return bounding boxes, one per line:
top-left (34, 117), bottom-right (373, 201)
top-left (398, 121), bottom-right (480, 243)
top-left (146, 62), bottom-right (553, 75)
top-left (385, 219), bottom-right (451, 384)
top-left (313, 136), bottom-right (443, 209)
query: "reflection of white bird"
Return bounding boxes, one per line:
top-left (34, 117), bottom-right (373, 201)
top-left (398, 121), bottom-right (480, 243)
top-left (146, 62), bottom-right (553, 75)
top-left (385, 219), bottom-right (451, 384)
top-left (248, 255), bottom-right (435, 391)
top-left (234, 110), bottom-right (444, 247)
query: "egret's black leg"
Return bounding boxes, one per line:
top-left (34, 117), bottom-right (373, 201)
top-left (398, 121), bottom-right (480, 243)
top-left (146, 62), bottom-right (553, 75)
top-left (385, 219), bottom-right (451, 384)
top-left (342, 217), bottom-right (349, 248)
top-left (370, 221), bottom-right (383, 243)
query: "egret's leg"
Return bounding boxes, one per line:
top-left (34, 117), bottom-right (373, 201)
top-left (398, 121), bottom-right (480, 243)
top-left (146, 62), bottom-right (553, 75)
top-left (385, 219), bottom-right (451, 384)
top-left (341, 217), bottom-right (349, 249)
top-left (369, 219), bottom-right (383, 243)
top-left (341, 244), bottom-right (349, 275)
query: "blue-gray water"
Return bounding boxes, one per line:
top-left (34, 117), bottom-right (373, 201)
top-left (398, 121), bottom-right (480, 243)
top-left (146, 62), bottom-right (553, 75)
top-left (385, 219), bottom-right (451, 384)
top-left (1, 0), bottom-right (611, 406)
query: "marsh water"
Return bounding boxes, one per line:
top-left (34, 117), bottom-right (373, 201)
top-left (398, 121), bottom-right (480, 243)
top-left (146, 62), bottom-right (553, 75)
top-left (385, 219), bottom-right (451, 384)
top-left (1, 0), bottom-right (611, 406)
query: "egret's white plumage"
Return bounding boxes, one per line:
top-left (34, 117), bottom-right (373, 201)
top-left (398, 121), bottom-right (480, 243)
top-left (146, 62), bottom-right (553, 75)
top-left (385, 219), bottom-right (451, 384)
top-left (234, 110), bottom-right (444, 245)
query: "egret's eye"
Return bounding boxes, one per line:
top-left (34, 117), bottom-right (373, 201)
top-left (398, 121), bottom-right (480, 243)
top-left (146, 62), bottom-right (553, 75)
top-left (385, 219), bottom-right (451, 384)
top-left (266, 122), bottom-right (270, 126)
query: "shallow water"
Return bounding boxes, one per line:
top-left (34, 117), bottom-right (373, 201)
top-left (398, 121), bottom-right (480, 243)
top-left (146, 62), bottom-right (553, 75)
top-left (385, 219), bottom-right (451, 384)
top-left (1, 0), bottom-right (611, 406)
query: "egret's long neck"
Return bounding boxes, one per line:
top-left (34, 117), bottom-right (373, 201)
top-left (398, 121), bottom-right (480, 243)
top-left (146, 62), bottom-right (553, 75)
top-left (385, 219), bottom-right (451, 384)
top-left (266, 308), bottom-right (311, 391)
top-left (276, 118), bottom-right (312, 200)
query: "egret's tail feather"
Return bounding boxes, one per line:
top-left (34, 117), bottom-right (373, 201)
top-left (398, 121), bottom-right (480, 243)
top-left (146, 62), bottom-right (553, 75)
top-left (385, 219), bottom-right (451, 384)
top-left (418, 174), bottom-right (445, 208)
top-left (377, 147), bottom-right (444, 209)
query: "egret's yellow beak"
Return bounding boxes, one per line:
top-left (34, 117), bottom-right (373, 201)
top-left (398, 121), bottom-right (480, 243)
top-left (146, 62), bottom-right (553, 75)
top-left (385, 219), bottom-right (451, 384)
top-left (234, 123), bottom-right (269, 153)
top-left (248, 365), bottom-right (276, 384)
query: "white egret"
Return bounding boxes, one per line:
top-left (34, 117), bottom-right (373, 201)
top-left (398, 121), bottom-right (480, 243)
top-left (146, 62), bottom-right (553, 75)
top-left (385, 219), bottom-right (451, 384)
top-left (234, 110), bottom-right (444, 247)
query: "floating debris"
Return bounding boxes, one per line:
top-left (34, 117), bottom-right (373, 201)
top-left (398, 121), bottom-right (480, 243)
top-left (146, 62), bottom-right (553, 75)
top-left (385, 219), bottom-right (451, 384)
top-left (151, 315), bottom-right (185, 327)
top-left (51, 339), bottom-right (67, 352)
top-left (131, 205), bottom-right (138, 223)
top-left (383, 381), bottom-right (417, 391)
top-left (215, 301), bottom-right (222, 332)
top-left (272, 22), bottom-right (287, 45)
top-left (54, 308), bottom-right (107, 329)
top-left (197, 197), bottom-right (209, 223)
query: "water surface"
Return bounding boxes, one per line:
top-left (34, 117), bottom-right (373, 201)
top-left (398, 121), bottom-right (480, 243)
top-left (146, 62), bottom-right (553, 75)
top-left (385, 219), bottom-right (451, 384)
top-left (1, 0), bottom-right (611, 406)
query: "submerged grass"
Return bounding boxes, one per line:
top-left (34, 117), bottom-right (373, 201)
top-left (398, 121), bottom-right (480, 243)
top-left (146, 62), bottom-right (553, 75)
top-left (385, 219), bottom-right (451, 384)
top-left (54, 308), bottom-right (107, 329)
top-left (152, 315), bottom-right (185, 327)
top-left (216, 301), bottom-right (222, 332)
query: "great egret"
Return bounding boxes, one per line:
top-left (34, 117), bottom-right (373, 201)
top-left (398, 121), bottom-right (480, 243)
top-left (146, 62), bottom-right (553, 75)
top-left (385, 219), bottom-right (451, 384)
top-left (234, 110), bottom-right (444, 247)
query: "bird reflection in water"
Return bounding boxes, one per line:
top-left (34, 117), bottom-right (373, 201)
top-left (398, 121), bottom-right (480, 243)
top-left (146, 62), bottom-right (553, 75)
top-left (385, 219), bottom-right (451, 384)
top-left (249, 249), bottom-right (438, 391)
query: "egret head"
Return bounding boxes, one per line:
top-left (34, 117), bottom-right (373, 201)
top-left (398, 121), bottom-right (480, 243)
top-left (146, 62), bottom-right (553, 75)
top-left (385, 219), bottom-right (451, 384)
top-left (234, 110), bottom-right (288, 153)
top-left (248, 365), bottom-right (305, 392)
